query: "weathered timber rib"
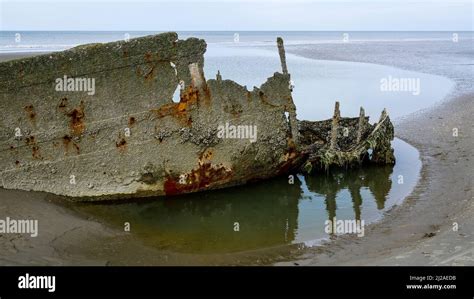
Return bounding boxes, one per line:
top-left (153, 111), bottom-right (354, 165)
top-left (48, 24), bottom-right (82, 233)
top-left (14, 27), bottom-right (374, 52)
top-left (299, 103), bottom-right (395, 172)
top-left (0, 33), bottom-right (394, 200)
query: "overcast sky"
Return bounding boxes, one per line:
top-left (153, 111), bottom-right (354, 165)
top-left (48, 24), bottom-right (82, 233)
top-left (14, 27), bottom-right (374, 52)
top-left (0, 0), bottom-right (472, 31)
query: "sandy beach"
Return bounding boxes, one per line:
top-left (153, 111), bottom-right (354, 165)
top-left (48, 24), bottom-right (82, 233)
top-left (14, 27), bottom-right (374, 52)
top-left (0, 39), bottom-right (472, 265)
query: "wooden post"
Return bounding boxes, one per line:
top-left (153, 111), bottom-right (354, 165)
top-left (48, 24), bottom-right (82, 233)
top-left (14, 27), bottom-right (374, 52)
top-left (356, 107), bottom-right (365, 143)
top-left (277, 37), bottom-right (288, 75)
top-left (330, 101), bottom-right (340, 150)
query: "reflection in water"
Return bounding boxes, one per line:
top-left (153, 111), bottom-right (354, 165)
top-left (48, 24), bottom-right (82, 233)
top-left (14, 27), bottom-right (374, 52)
top-left (66, 177), bottom-right (302, 253)
top-left (304, 165), bottom-right (393, 221)
top-left (62, 139), bottom-right (420, 254)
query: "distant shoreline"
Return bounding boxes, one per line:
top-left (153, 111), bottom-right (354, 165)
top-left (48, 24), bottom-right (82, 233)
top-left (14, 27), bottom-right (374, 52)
top-left (1, 30), bottom-right (472, 54)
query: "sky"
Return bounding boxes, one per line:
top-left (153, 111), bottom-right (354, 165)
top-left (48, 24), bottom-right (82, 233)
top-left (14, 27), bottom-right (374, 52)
top-left (0, 0), bottom-right (472, 31)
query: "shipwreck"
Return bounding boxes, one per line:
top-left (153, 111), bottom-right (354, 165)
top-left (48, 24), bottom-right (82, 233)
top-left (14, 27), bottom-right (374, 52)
top-left (0, 33), bottom-right (395, 200)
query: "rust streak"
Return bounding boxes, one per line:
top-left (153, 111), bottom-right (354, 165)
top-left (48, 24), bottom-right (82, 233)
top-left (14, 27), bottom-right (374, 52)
top-left (164, 163), bottom-right (232, 195)
top-left (66, 101), bottom-right (85, 135)
top-left (164, 151), bottom-right (232, 195)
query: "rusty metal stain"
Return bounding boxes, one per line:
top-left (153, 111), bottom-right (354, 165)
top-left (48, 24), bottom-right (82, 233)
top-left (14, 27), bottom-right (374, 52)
top-left (24, 136), bottom-right (42, 159)
top-left (62, 135), bottom-right (80, 155)
top-left (24, 105), bottom-right (36, 123)
top-left (58, 97), bottom-right (68, 110)
top-left (66, 101), bottom-right (85, 135)
top-left (135, 66), bottom-right (143, 77)
top-left (25, 135), bottom-right (35, 145)
top-left (144, 52), bottom-right (153, 63)
top-left (163, 150), bottom-right (232, 195)
top-left (276, 138), bottom-right (302, 175)
top-left (151, 86), bottom-right (199, 125)
top-left (115, 136), bottom-right (127, 152)
top-left (164, 163), bottom-right (233, 195)
top-left (143, 52), bottom-right (157, 81)
top-left (122, 49), bottom-right (129, 58)
top-left (144, 66), bottom-right (155, 81)
top-left (31, 145), bottom-right (41, 159)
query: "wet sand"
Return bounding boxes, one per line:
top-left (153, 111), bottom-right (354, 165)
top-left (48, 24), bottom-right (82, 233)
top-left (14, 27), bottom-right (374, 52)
top-left (1, 46), bottom-right (472, 265)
